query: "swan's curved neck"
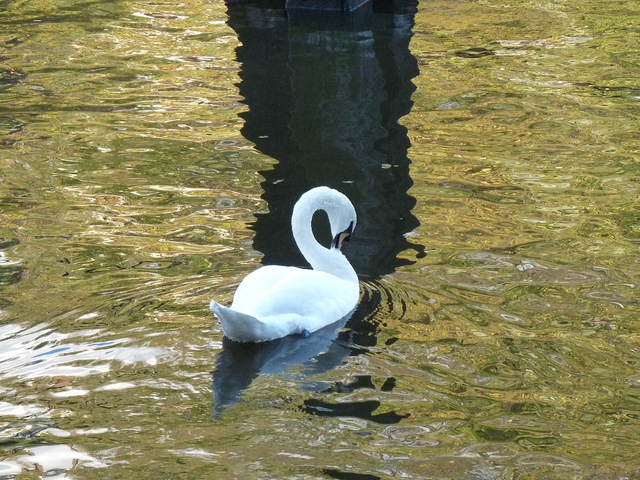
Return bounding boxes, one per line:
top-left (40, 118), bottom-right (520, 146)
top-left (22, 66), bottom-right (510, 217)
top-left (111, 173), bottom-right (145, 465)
top-left (291, 189), bottom-right (357, 283)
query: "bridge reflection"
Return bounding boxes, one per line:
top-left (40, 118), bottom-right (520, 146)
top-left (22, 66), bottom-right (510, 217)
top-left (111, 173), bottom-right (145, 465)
top-left (213, 0), bottom-right (422, 416)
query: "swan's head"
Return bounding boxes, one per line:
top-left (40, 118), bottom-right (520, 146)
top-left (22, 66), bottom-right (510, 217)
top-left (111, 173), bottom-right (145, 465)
top-left (292, 186), bottom-right (358, 281)
top-left (316, 187), bottom-right (357, 252)
top-left (292, 186), bottom-right (357, 252)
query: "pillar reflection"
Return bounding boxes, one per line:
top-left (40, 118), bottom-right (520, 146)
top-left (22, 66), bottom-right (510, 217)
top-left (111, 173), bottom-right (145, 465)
top-left (225, 0), bottom-right (423, 279)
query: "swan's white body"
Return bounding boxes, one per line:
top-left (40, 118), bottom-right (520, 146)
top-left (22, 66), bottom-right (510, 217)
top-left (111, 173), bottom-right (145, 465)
top-left (210, 187), bottom-right (359, 343)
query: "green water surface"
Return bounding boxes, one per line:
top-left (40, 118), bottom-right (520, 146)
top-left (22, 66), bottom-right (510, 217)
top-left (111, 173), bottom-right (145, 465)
top-left (1, 0), bottom-right (640, 478)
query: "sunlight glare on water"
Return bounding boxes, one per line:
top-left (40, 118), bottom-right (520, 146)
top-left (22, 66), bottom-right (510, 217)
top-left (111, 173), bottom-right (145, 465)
top-left (0, 0), bottom-right (640, 478)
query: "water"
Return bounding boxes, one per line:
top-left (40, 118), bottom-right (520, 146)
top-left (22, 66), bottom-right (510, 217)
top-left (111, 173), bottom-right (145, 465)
top-left (1, 0), bottom-right (640, 478)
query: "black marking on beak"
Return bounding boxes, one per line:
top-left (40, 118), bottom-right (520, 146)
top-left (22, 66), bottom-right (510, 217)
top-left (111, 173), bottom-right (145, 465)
top-left (332, 221), bottom-right (354, 250)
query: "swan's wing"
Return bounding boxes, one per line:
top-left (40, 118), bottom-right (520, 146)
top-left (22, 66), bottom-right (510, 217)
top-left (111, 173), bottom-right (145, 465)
top-left (232, 267), bottom-right (359, 332)
top-left (231, 265), bottom-right (296, 311)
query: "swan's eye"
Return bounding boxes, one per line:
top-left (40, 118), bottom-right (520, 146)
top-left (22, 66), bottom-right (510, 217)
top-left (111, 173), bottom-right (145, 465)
top-left (344, 221), bottom-right (354, 235)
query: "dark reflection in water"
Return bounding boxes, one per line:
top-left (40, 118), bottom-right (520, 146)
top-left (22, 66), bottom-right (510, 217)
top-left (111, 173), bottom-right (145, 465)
top-left (213, 0), bottom-right (422, 415)
top-left (301, 399), bottom-right (409, 424)
top-left (225, 0), bottom-right (424, 278)
top-left (323, 469), bottom-right (382, 480)
top-left (212, 315), bottom-right (350, 417)
top-left (212, 284), bottom-right (392, 416)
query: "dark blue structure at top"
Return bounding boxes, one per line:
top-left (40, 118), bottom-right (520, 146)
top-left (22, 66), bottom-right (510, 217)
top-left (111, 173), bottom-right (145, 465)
top-left (286, 0), bottom-right (371, 12)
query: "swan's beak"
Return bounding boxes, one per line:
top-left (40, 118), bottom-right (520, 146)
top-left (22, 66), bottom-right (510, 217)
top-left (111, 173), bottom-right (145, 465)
top-left (337, 231), bottom-right (350, 250)
top-left (333, 221), bottom-right (354, 251)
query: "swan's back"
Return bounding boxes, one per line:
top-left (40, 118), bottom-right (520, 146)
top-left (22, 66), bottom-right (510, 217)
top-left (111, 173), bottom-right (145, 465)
top-left (232, 265), bottom-right (359, 320)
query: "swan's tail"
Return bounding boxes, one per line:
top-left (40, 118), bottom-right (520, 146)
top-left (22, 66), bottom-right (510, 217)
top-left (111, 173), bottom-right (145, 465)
top-left (210, 301), bottom-right (293, 343)
top-left (209, 300), bottom-right (304, 343)
top-left (210, 301), bottom-right (256, 342)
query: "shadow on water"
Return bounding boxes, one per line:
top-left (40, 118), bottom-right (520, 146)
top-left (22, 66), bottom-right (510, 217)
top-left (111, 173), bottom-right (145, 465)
top-left (212, 314), bottom-right (350, 417)
top-left (212, 0), bottom-right (424, 416)
top-left (212, 284), bottom-right (399, 417)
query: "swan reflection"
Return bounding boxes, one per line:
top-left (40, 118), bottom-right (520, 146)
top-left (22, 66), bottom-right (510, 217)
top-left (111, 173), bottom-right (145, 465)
top-left (211, 284), bottom-right (393, 416)
top-left (212, 313), bottom-right (351, 416)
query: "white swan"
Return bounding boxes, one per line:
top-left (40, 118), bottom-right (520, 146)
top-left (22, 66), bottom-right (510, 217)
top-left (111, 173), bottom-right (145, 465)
top-left (210, 186), bottom-right (359, 343)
